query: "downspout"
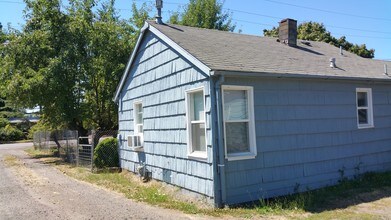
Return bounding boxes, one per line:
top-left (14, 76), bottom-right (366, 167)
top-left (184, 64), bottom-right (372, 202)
top-left (210, 73), bottom-right (226, 207)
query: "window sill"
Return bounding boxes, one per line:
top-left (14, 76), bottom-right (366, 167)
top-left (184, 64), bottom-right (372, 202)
top-left (358, 124), bottom-right (374, 129)
top-left (132, 146), bottom-right (144, 152)
top-left (188, 151), bottom-right (207, 160)
top-left (226, 153), bottom-right (256, 161)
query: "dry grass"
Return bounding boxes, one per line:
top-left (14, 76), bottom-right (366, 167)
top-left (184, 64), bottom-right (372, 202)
top-left (3, 155), bottom-right (20, 167)
top-left (3, 154), bottom-right (45, 186)
top-left (24, 148), bottom-right (391, 219)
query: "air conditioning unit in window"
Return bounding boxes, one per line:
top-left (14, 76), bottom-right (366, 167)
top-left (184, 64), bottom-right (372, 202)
top-left (127, 135), bottom-right (143, 151)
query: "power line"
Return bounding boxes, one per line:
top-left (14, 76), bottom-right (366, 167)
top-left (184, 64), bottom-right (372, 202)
top-left (226, 8), bottom-right (283, 20)
top-left (222, 7), bottom-right (391, 36)
top-left (232, 19), bottom-right (274, 27)
top-left (262, 0), bottom-right (391, 22)
top-left (231, 19), bottom-right (391, 40)
top-left (0, 0), bottom-right (24, 4)
top-left (330, 33), bottom-right (391, 40)
top-left (326, 24), bottom-right (391, 35)
top-left (3, 0), bottom-right (391, 37)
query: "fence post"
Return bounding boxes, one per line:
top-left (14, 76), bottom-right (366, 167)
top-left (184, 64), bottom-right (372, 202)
top-left (91, 130), bottom-right (95, 172)
top-left (76, 131), bottom-right (79, 166)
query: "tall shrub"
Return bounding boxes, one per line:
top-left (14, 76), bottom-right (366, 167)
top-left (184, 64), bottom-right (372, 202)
top-left (93, 137), bottom-right (119, 168)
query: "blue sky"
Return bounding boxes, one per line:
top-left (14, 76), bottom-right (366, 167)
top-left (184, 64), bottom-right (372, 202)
top-left (1, 0), bottom-right (390, 60)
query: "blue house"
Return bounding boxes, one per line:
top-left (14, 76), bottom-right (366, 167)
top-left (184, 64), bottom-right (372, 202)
top-left (114, 18), bottom-right (391, 207)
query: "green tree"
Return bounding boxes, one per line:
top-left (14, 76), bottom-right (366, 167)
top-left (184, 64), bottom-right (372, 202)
top-left (297, 22), bottom-right (334, 42)
top-left (0, 97), bottom-right (24, 119)
top-left (263, 21), bottom-right (375, 58)
top-left (0, 0), bottom-right (150, 132)
top-left (0, 97), bottom-right (25, 142)
top-left (130, 2), bottom-right (150, 30)
top-left (169, 0), bottom-right (235, 31)
top-left (0, 22), bottom-right (5, 43)
top-left (262, 26), bottom-right (278, 38)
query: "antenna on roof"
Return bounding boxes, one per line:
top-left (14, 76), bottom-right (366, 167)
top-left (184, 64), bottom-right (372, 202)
top-left (339, 46), bottom-right (343, 55)
top-left (385, 64), bottom-right (388, 75)
top-left (155, 0), bottom-right (163, 24)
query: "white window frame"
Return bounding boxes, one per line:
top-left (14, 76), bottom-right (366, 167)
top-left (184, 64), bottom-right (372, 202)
top-left (356, 88), bottom-right (374, 129)
top-left (133, 100), bottom-right (143, 135)
top-left (185, 87), bottom-right (207, 159)
top-left (222, 85), bottom-right (257, 161)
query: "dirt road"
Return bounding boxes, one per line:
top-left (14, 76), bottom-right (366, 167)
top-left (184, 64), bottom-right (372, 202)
top-left (0, 143), bottom-right (200, 220)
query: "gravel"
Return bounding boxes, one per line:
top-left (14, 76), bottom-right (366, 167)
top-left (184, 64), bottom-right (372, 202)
top-left (0, 143), bottom-right (205, 220)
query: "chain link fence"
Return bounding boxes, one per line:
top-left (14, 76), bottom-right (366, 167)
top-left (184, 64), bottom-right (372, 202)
top-left (90, 130), bottom-right (118, 172)
top-left (33, 130), bottom-right (78, 163)
top-left (33, 130), bottom-right (118, 172)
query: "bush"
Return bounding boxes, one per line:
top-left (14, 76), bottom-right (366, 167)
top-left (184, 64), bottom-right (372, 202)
top-left (28, 121), bottom-right (51, 139)
top-left (0, 124), bottom-right (25, 142)
top-left (93, 137), bottom-right (119, 168)
top-left (0, 117), bottom-right (9, 127)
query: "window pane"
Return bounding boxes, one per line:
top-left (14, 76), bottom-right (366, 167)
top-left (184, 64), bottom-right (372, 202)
top-left (135, 104), bottom-right (143, 124)
top-left (224, 90), bottom-right (248, 120)
top-left (192, 91), bottom-right (204, 121)
top-left (357, 92), bottom-right (367, 107)
top-left (191, 123), bottom-right (206, 152)
top-left (226, 122), bottom-right (249, 154)
top-left (137, 124), bottom-right (143, 133)
top-left (358, 109), bottom-right (368, 124)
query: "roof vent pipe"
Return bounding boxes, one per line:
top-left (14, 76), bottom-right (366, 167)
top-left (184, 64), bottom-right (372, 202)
top-left (385, 64), bottom-right (388, 75)
top-left (155, 0), bottom-right (163, 24)
top-left (330, 57), bottom-right (336, 68)
top-left (340, 46), bottom-right (343, 55)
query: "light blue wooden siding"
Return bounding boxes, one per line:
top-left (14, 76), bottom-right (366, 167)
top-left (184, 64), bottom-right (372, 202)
top-left (118, 31), bottom-right (214, 197)
top-left (223, 77), bottom-right (391, 204)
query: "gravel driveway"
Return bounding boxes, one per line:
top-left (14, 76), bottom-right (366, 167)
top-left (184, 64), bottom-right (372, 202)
top-left (0, 143), bottom-right (203, 220)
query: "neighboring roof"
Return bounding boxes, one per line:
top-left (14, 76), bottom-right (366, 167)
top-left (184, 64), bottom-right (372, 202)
top-left (25, 107), bottom-right (40, 114)
top-left (8, 116), bottom-right (39, 124)
top-left (114, 20), bottom-right (391, 101)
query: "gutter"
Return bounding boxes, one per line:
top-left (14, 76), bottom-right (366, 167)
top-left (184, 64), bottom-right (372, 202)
top-left (211, 70), bottom-right (391, 83)
top-left (211, 73), bottom-right (226, 207)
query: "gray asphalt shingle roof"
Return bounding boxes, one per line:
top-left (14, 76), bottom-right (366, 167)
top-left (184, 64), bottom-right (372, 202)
top-left (148, 21), bottom-right (391, 80)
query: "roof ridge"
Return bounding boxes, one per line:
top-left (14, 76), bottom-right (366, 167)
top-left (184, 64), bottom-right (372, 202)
top-left (147, 20), bottom-right (265, 39)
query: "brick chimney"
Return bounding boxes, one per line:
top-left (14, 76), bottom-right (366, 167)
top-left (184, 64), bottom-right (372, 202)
top-left (278, 18), bottom-right (297, 46)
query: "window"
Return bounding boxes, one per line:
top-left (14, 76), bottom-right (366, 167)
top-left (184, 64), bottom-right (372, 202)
top-left (134, 101), bottom-right (143, 134)
top-left (356, 88), bottom-right (373, 128)
top-left (222, 85), bottom-right (256, 160)
top-left (186, 87), bottom-right (207, 158)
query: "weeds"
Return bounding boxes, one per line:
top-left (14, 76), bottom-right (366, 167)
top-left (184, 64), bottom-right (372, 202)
top-left (24, 147), bottom-right (391, 219)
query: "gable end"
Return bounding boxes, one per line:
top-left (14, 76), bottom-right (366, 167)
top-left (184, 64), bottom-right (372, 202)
top-left (113, 21), bottom-right (211, 102)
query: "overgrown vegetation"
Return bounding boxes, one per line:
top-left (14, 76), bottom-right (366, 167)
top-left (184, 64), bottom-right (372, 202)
top-left (263, 21), bottom-right (375, 58)
top-left (25, 147), bottom-right (390, 219)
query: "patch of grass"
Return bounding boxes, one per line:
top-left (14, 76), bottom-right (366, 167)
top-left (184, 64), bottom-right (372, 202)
top-left (305, 210), bottom-right (377, 220)
top-left (245, 171), bottom-right (391, 215)
top-left (25, 147), bottom-right (58, 159)
top-left (57, 166), bottom-right (204, 214)
top-left (24, 148), bottom-right (391, 219)
top-left (3, 155), bottom-right (20, 167)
